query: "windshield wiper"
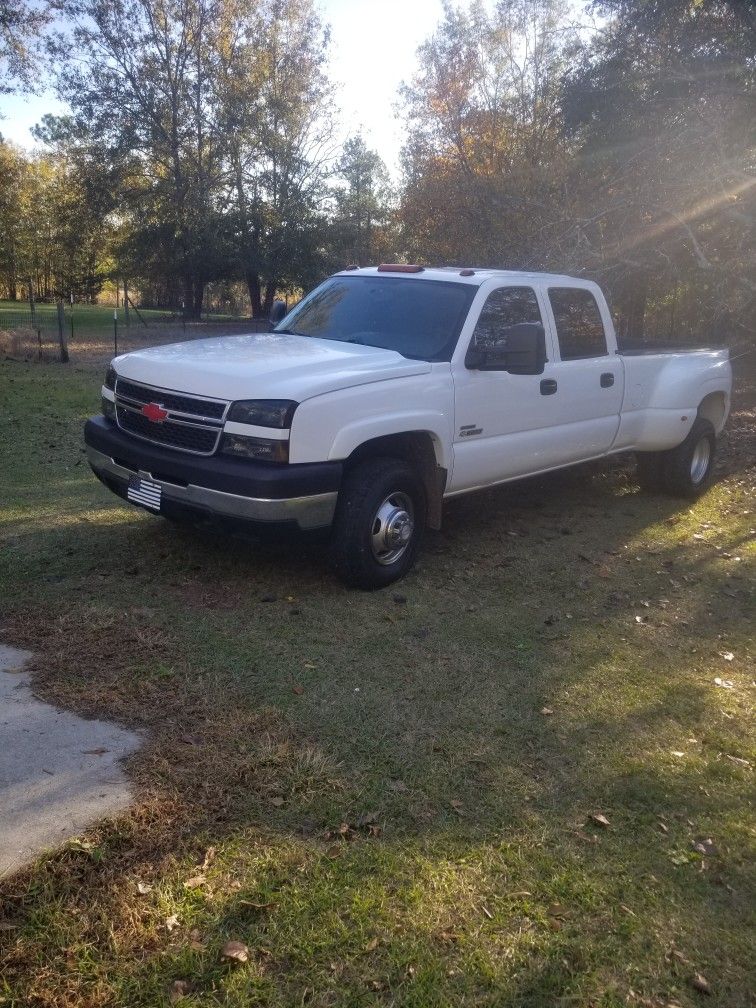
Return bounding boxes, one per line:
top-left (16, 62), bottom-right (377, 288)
top-left (272, 328), bottom-right (304, 336)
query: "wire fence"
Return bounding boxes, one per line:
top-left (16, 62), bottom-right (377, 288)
top-left (0, 300), bottom-right (272, 363)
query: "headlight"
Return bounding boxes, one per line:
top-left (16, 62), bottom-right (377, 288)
top-left (227, 399), bottom-right (297, 428)
top-left (104, 365), bottom-right (117, 390)
top-left (220, 434), bottom-right (289, 463)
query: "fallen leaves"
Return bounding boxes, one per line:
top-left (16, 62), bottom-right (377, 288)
top-left (165, 914), bottom-right (179, 932)
top-left (723, 753), bottom-right (750, 768)
top-left (691, 972), bottom-right (712, 994)
top-left (183, 874), bottom-right (207, 889)
top-left (169, 979), bottom-right (191, 1003)
top-left (220, 939), bottom-right (249, 964)
top-left (589, 812), bottom-right (611, 829)
top-left (188, 929), bottom-right (206, 952)
top-left (540, 706), bottom-right (554, 716)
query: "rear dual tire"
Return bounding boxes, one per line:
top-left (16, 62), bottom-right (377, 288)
top-left (636, 417), bottom-right (716, 499)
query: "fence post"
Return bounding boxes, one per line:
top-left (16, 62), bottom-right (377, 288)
top-left (56, 299), bottom-right (70, 363)
top-left (113, 308), bottom-right (118, 357)
top-left (124, 279), bottom-right (130, 326)
top-left (28, 276), bottom-right (36, 327)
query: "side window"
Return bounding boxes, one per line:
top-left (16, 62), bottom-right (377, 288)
top-left (472, 286), bottom-right (542, 349)
top-left (548, 287), bottom-right (607, 359)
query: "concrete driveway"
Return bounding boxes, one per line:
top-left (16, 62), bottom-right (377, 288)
top-left (0, 645), bottom-right (141, 877)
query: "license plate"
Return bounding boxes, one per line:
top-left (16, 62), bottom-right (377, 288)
top-left (127, 474), bottom-right (162, 511)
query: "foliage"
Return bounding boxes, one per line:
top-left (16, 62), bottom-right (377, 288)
top-left (331, 135), bottom-right (396, 267)
top-left (557, 0), bottom-right (756, 341)
top-left (399, 0), bottom-right (582, 267)
top-left (0, 138), bottom-right (113, 302)
top-left (1, 0), bottom-right (752, 339)
top-left (0, 0), bottom-right (50, 92)
top-left (398, 0), bottom-right (755, 343)
top-left (44, 0), bottom-right (335, 318)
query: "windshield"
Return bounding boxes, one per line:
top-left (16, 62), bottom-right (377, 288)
top-left (275, 275), bottom-right (476, 362)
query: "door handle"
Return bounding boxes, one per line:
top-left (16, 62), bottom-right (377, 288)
top-left (540, 379), bottom-right (558, 395)
top-left (600, 372), bottom-right (615, 388)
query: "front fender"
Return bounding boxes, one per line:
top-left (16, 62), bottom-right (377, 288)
top-left (327, 412), bottom-right (452, 469)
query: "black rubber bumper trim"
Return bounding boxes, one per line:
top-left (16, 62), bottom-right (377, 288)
top-left (84, 416), bottom-right (343, 499)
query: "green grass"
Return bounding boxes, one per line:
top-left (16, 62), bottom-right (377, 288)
top-left (0, 299), bottom-right (177, 334)
top-left (0, 358), bottom-right (754, 1007)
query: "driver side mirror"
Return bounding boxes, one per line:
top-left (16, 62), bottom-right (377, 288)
top-left (269, 299), bottom-right (287, 327)
top-left (465, 322), bottom-right (547, 375)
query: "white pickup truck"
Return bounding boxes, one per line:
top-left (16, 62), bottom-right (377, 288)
top-left (85, 265), bottom-right (732, 587)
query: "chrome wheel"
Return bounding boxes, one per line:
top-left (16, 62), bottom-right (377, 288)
top-left (690, 437), bottom-right (711, 484)
top-left (370, 491), bottom-right (415, 565)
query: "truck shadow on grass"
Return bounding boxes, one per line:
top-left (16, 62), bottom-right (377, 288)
top-left (1, 449), bottom-right (753, 1004)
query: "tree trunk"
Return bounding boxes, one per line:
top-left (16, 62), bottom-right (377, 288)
top-left (262, 283), bottom-right (276, 318)
top-left (616, 271), bottom-right (649, 344)
top-left (183, 275), bottom-right (193, 318)
top-left (192, 280), bottom-right (204, 320)
top-left (246, 270), bottom-right (262, 317)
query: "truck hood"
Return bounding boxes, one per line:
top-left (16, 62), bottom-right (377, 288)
top-left (113, 332), bottom-right (430, 402)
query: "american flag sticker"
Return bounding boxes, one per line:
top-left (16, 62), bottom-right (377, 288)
top-left (127, 475), bottom-right (162, 511)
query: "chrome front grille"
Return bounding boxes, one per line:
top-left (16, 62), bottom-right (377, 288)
top-left (114, 378), bottom-right (229, 456)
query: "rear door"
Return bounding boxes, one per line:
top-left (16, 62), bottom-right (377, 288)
top-left (542, 285), bottom-right (624, 461)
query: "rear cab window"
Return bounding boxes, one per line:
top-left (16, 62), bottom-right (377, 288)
top-left (548, 287), bottom-right (608, 360)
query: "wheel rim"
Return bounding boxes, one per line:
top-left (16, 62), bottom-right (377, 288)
top-left (690, 437), bottom-right (711, 484)
top-left (370, 491), bottom-right (415, 565)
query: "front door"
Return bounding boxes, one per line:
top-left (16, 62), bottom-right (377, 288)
top-left (449, 283), bottom-right (567, 492)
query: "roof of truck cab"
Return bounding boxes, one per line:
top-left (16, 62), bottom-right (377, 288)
top-left (335, 266), bottom-right (595, 287)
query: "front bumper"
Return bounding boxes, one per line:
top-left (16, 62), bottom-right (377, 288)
top-left (84, 416), bottom-right (340, 531)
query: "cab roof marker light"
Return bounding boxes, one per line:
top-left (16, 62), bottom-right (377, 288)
top-left (459, 269), bottom-right (476, 276)
top-left (377, 264), bottom-right (425, 273)
top-left (343, 264), bottom-right (359, 270)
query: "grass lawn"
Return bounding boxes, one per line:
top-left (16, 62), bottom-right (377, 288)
top-left (0, 299), bottom-right (177, 334)
top-left (0, 355), bottom-right (753, 1007)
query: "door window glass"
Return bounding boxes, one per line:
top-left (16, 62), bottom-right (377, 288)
top-left (472, 287), bottom-right (542, 349)
top-left (548, 287), bottom-right (607, 359)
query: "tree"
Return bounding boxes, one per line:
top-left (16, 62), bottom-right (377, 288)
top-left (0, 140), bottom-right (26, 297)
top-left (558, 0), bottom-right (756, 341)
top-left (331, 136), bottom-right (394, 266)
top-left (0, 0), bottom-right (49, 92)
top-left (49, 0), bottom-right (333, 317)
top-left (50, 0), bottom-right (241, 317)
top-left (399, 0), bottom-right (582, 267)
top-left (219, 0), bottom-right (334, 315)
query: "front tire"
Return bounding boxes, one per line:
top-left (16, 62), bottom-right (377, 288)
top-left (636, 417), bottom-right (716, 499)
top-left (329, 457), bottom-right (426, 589)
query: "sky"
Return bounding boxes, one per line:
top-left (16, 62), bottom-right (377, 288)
top-left (0, 0), bottom-right (448, 176)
